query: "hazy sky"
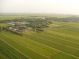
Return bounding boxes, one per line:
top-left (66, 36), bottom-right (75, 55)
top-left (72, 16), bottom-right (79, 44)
top-left (0, 0), bottom-right (79, 15)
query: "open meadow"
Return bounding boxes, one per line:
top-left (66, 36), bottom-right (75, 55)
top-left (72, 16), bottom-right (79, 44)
top-left (0, 15), bottom-right (79, 59)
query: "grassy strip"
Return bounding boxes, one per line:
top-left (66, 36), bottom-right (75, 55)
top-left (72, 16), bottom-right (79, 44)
top-left (0, 39), bottom-right (28, 59)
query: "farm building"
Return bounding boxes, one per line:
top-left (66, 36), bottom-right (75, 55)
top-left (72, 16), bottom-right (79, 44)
top-left (7, 21), bottom-right (27, 34)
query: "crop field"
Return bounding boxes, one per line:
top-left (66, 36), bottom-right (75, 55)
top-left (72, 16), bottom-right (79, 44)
top-left (0, 21), bottom-right (79, 59)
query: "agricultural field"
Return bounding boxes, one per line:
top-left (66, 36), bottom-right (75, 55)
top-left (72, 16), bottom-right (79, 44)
top-left (0, 16), bottom-right (79, 59)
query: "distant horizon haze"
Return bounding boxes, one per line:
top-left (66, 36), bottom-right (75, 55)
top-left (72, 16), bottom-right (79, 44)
top-left (0, 0), bottom-right (79, 15)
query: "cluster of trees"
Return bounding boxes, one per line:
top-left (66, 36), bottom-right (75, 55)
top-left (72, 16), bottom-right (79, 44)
top-left (0, 27), bottom-right (7, 31)
top-left (0, 17), bottom-right (52, 33)
top-left (45, 16), bottom-right (79, 22)
top-left (26, 19), bottom-right (50, 32)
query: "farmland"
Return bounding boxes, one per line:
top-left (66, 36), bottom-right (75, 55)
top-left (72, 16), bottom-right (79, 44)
top-left (0, 15), bottom-right (79, 59)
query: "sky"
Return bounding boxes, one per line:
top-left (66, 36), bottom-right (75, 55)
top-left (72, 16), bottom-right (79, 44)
top-left (0, 0), bottom-right (79, 15)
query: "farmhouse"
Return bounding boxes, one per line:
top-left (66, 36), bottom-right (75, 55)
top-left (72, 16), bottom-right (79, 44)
top-left (7, 21), bottom-right (27, 33)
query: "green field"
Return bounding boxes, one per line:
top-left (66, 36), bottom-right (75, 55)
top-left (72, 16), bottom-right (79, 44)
top-left (0, 22), bottom-right (79, 59)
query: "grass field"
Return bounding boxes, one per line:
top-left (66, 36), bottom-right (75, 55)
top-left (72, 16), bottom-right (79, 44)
top-left (0, 22), bottom-right (79, 59)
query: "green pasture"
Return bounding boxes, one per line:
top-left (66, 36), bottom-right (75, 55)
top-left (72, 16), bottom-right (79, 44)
top-left (0, 22), bottom-right (79, 59)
